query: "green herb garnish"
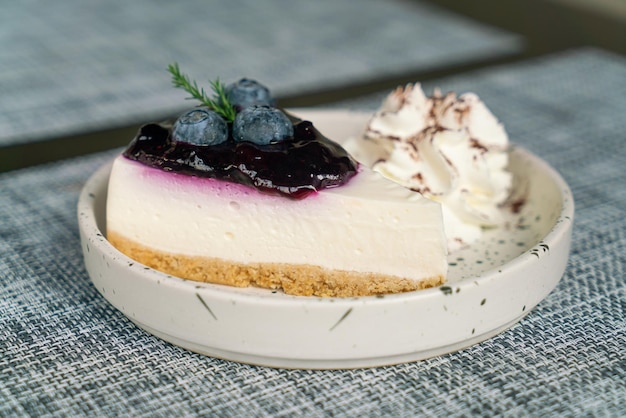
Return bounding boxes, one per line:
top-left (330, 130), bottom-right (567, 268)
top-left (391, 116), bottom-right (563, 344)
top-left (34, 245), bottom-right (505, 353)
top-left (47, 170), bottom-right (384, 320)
top-left (167, 62), bottom-right (236, 122)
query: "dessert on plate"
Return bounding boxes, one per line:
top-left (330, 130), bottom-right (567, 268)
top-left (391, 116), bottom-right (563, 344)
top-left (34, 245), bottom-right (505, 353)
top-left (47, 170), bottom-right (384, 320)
top-left (106, 65), bottom-right (448, 297)
top-left (344, 83), bottom-right (513, 251)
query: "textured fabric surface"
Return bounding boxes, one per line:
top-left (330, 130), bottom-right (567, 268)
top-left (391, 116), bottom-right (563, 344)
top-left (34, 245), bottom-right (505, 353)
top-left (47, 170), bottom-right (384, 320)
top-left (1, 48), bottom-right (624, 416)
top-left (0, 0), bottom-right (521, 146)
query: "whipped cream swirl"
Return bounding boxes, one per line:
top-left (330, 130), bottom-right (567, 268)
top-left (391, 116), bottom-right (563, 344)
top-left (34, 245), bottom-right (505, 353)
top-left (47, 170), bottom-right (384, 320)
top-left (346, 84), bottom-right (512, 251)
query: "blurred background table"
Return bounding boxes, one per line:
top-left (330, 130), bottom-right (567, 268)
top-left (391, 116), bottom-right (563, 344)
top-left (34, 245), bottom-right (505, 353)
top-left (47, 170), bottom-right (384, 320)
top-left (1, 0), bottom-right (624, 416)
top-left (0, 0), bottom-right (521, 149)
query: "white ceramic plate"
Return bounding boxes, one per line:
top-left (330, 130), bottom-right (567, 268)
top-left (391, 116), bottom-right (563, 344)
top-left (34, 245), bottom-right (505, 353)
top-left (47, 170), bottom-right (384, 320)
top-left (78, 110), bottom-right (573, 369)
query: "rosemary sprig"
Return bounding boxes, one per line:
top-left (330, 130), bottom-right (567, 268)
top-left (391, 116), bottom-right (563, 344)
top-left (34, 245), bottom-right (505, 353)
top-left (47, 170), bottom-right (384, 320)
top-left (167, 63), bottom-right (236, 122)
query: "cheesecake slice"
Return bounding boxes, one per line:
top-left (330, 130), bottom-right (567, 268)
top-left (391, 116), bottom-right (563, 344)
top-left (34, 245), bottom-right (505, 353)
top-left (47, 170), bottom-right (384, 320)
top-left (105, 69), bottom-right (447, 297)
top-left (107, 155), bottom-right (447, 297)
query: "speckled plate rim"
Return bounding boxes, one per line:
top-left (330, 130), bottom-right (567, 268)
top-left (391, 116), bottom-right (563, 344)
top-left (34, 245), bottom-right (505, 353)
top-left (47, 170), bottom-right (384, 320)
top-left (78, 109), bottom-right (574, 369)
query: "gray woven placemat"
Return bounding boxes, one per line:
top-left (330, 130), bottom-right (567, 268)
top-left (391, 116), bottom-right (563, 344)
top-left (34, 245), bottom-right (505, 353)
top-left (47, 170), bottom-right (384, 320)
top-left (0, 0), bottom-right (521, 146)
top-left (1, 48), bottom-right (624, 416)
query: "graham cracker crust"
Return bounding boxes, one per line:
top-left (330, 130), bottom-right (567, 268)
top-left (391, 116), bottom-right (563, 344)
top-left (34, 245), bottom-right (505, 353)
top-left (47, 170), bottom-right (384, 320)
top-left (108, 231), bottom-right (444, 297)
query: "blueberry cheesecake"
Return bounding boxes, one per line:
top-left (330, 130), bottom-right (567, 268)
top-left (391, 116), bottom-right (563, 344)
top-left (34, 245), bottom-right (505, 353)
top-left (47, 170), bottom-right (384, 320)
top-left (106, 64), bottom-right (447, 297)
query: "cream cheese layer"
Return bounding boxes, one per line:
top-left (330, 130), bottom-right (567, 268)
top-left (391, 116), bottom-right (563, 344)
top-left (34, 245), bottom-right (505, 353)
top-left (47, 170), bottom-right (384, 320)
top-left (106, 156), bottom-right (447, 281)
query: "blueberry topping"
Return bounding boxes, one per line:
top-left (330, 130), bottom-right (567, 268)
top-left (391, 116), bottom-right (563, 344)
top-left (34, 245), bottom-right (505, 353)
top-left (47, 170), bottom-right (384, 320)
top-left (172, 108), bottom-right (228, 146)
top-left (225, 79), bottom-right (275, 110)
top-left (233, 106), bottom-right (294, 145)
top-left (123, 114), bottom-right (358, 200)
top-left (137, 123), bottom-right (171, 147)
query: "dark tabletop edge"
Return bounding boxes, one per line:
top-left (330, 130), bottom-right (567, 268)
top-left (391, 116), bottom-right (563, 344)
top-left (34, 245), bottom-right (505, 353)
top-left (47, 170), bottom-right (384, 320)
top-left (420, 0), bottom-right (626, 56)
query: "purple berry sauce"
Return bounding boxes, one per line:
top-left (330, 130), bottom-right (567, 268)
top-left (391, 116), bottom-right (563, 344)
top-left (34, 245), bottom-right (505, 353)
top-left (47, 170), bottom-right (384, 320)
top-left (123, 117), bottom-right (358, 199)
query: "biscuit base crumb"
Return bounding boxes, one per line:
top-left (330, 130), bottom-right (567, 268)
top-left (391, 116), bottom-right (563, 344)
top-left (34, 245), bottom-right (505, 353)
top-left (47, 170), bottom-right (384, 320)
top-left (108, 231), bottom-right (444, 297)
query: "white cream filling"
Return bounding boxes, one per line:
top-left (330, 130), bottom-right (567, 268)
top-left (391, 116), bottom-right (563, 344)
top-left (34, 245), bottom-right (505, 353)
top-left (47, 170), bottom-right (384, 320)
top-left (106, 157), bottom-right (447, 281)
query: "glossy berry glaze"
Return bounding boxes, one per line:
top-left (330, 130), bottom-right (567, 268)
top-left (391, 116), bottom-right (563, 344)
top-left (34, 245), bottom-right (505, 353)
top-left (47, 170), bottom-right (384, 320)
top-left (123, 116), bottom-right (358, 199)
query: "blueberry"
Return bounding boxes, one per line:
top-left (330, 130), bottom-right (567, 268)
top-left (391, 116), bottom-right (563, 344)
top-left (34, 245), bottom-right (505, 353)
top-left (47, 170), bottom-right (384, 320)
top-left (172, 108), bottom-right (228, 146)
top-left (225, 79), bottom-right (275, 110)
top-left (233, 106), bottom-right (294, 145)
